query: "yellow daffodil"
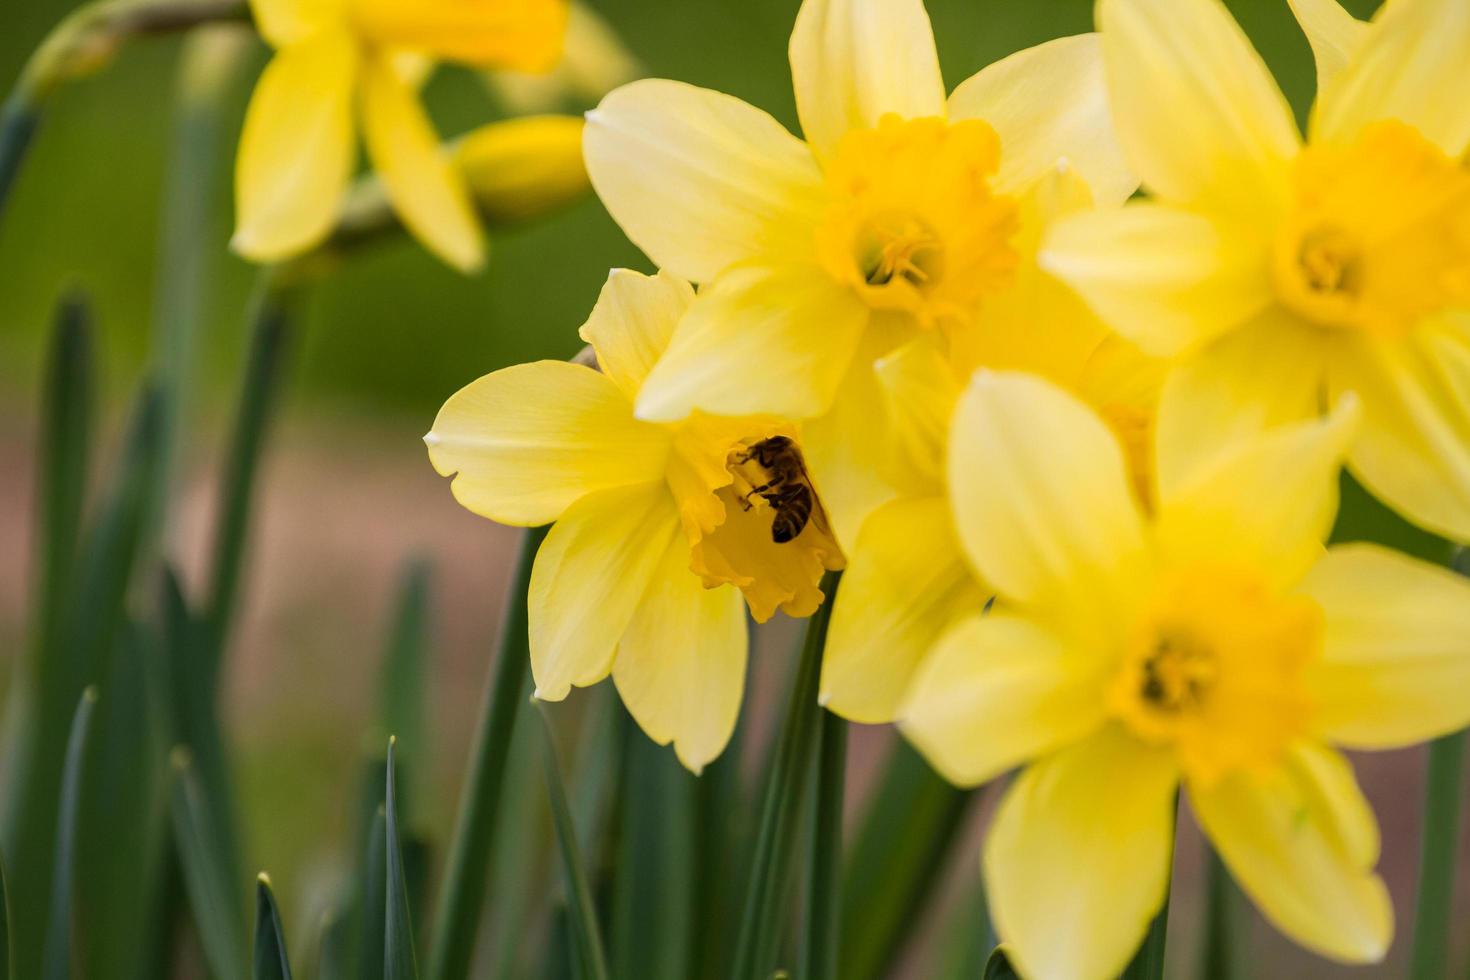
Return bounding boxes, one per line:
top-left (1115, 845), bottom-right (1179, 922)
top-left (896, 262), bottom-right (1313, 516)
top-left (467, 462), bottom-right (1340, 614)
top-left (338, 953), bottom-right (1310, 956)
top-left (424, 269), bottom-right (842, 772)
top-left (486, 1), bottom-right (642, 114)
top-left (233, 0), bottom-right (568, 272)
top-left (819, 166), bottom-right (1164, 723)
top-left (1042, 0), bottom-right (1470, 543)
top-left (582, 0), bottom-right (1136, 545)
top-left (900, 371), bottom-right (1470, 980)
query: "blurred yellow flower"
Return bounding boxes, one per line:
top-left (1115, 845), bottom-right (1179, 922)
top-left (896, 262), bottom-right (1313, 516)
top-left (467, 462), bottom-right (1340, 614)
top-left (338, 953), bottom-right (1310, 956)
top-left (424, 270), bottom-right (842, 772)
top-left (232, 0), bottom-right (567, 272)
top-left (485, 1), bottom-right (642, 114)
top-left (819, 166), bottom-right (1164, 723)
top-left (583, 0), bottom-right (1135, 545)
top-left (900, 372), bottom-right (1470, 980)
top-left (1042, 0), bottom-right (1470, 543)
top-left (453, 115), bottom-right (589, 225)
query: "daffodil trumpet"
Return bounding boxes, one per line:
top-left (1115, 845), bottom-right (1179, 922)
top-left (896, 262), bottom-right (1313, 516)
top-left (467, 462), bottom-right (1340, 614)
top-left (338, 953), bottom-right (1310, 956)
top-left (426, 269), bottom-right (844, 772)
top-left (1042, 0), bottom-right (1470, 546)
top-left (581, 0), bottom-right (1138, 548)
top-left (900, 371), bottom-right (1470, 980)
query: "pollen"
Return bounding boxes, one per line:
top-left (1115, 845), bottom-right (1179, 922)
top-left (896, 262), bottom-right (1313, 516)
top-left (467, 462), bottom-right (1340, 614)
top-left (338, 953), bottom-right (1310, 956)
top-left (1274, 120), bottom-right (1470, 337)
top-left (1110, 565), bottom-right (1321, 785)
top-left (816, 115), bottom-right (1019, 325)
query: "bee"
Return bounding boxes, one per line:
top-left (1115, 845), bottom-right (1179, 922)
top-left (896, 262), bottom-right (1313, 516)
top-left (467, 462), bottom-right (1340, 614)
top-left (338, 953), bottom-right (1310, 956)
top-left (735, 436), bottom-right (829, 544)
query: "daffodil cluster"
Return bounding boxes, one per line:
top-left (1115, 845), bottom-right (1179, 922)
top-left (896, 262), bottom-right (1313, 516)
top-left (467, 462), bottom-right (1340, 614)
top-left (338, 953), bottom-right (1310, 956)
top-left (425, 0), bottom-right (1470, 977)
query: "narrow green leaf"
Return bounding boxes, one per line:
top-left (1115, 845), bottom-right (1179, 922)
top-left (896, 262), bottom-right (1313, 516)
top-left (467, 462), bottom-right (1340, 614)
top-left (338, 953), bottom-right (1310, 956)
top-left (201, 281), bottom-right (294, 668)
top-left (318, 906), bottom-right (352, 980)
top-left (385, 739), bottom-right (420, 980)
top-left (0, 854), bottom-right (12, 980)
top-left (78, 623), bottom-right (171, 980)
top-left (42, 687), bottom-right (98, 980)
top-left (30, 291), bottom-right (93, 698)
top-left (981, 946), bottom-right (1021, 980)
top-left (536, 703), bottom-right (611, 980)
top-left (426, 526), bottom-right (547, 980)
top-left (1201, 848), bottom-right (1247, 980)
top-left (359, 806), bottom-right (388, 980)
top-left (611, 720), bottom-right (695, 980)
top-left (0, 93), bottom-right (38, 224)
top-left (840, 738), bottom-right (974, 980)
top-left (254, 874), bottom-right (294, 980)
top-left (801, 710), bottom-right (847, 980)
top-left (1411, 729), bottom-right (1466, 980)
top-left (930, 880), bottom-right (990, 979)
top-left (171, 747), bottom-right (248, 980)
top-left (1, 292), bottom-right (94, 979)
top-left (731, 571), bottom-right (841, 980)
top-left (379, 560), bottom-right (432, 785)
top-left (144, 29), bottom-right (252, 544)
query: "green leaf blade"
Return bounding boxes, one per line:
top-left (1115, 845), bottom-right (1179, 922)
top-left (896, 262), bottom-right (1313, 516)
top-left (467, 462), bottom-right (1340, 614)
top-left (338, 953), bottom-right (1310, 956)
top-left (385, 739), bottom-right (419, 980)
top-left (42, 686), bottom-right (98, 980)
top-left (254, 874), bottom-right (294, 980)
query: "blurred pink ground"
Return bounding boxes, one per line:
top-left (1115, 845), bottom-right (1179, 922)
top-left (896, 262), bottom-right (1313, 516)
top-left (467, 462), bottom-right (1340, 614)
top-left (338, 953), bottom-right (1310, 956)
top-left (0, 399), bottom-right (1466, 978)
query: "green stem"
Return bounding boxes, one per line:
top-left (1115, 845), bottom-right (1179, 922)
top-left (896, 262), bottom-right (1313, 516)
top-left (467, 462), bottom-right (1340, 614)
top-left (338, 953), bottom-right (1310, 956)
top-left (730, 571), bottom-right (841, 980)
top-left (425, 526), bottom-right (547, 980)
top-left (200, 278), bottom-right (295, 676)
top-left (0, 0), bottom-right (248, 224)
top-left (801, 710), bottom-right (846, 980)
top-left (144, 27), bottom-right (252, 549)
top-left (1201, 848), bottom-right (1245, 980)
top-left (1410, 730), bottom-right (1466, 980)
top-left (1122, 795), bottom-right (1175, 980)
top-left (535, 703), bottom-right (611, 980)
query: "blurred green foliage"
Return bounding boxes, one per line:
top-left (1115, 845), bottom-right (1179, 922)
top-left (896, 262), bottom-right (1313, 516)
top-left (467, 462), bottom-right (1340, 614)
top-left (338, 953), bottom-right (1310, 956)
top-left (0, 0), bottom-right (1378, 424)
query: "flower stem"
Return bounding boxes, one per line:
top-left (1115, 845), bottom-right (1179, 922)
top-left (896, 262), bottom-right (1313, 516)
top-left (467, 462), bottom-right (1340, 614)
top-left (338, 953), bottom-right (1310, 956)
top-left (1409, 729), bottom-right (1466, 980)
top-left (0, 0), bottom-right (248, 225)
top-left (1201, 848), bottom-right (1246, 980)
top-left (731, 571), bottom-right (841, 980)
top-left (425, 526), bottom-right (547, 980)
top-left (801, 708), bottom-right (846, 980)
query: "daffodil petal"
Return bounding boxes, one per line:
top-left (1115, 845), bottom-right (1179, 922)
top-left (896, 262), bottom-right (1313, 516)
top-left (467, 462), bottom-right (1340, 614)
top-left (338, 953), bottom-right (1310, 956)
top-left (820, 497), bottom-right (984, 724)
top-left (788, 0), bottom-right (944, 162)
top-left (584, 79), bottom-right (825, 282)
top-left (232, 34), bottom-right (357, 263)
top-left (1097, 0), bottom-right (1298, 211)
top-left (1192, 748), bottom-right (1392, 964)
top-left (947, 33), bottom-right (1136, 206)
top-left (1040, 203), bottom-right (1274, 358)
top-left (634, 263), bottom-right (869, 422)
top-left (425, 361), bottom-right (669, 526)
top-left (986, 728), bottom-right (1178, 980)
top-left (612, 532), bottom-right (747, 774)
top-left (1313, 0), bottom-right (1470, 157)
top-left (948, 371), bottom-right (1150, 636)
top-left (353, 0), bottom-right (567, 71)
top-left (1155, 309), bottom-right (1328, 499)
top-left (360, 55), bottom-right (485, 272)
top-left (1156, 399), bottom-right (1357, 592)
top-left (874, 336), bottom-right (961, 495)
top-left (1287, 0), bottom-right (1367, 94)
top-left (1304, 543), bottom-right (1470, 749)
top-left (577, 268), bottom-right (694, 401)
top-left (799, 325), bottom-right (910, 549)
top-left (899, 613), bottom-right (1111, 787)
top-left (1329, 323), bottom-right (1470, 543)
top-left (248, 0), bottom-right (344, 46)
top-left (529, 483), bottom-right (679, 701)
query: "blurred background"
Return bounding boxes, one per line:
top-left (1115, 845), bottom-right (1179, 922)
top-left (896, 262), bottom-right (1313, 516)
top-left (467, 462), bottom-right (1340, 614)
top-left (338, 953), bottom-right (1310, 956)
top-left (2, 0), bottom-right (1459, 976)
